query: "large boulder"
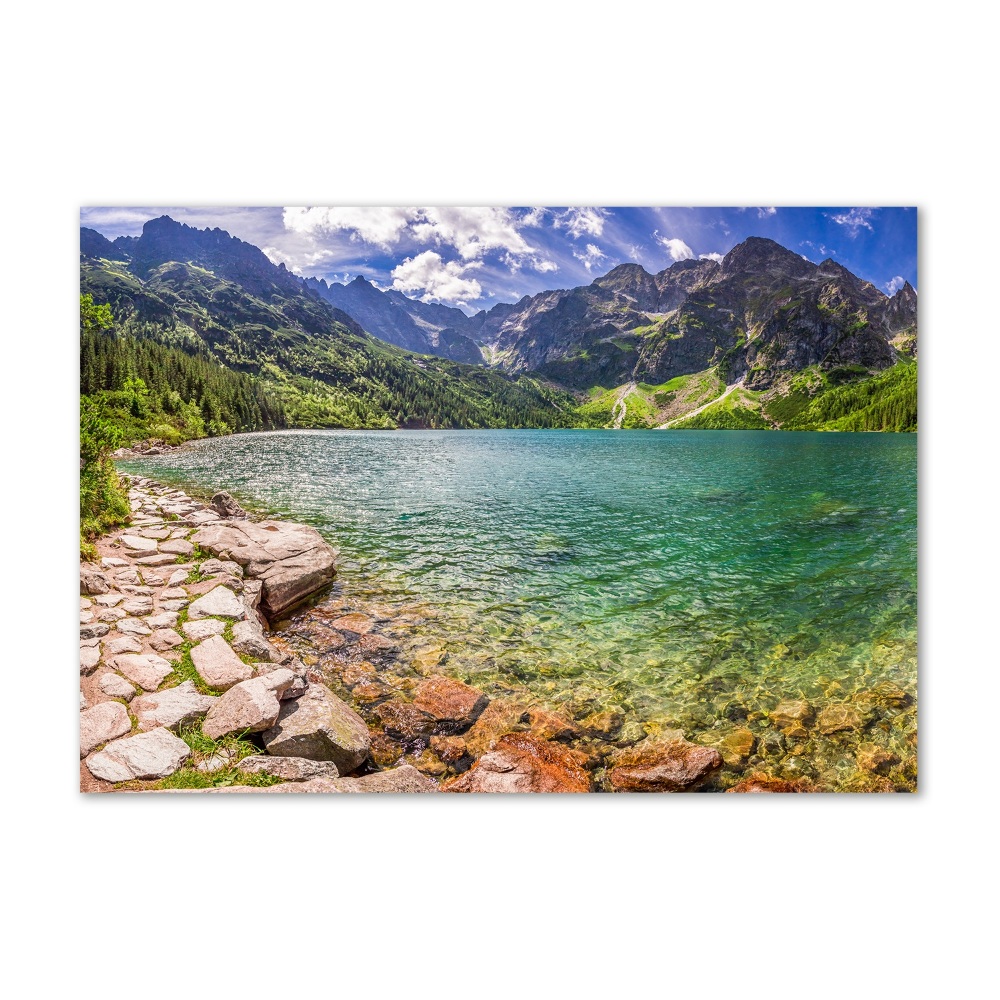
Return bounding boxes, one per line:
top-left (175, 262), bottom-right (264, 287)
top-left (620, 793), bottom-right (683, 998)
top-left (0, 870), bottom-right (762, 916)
top-left (190, 635), bottom-right (253, 691)
top-left (411, 675), bottom-right (489, 734)
top-left (201, 670), bottom-right (296, 740)
top-left (80, 702), bottom-right (132, 757)
top-left (132, 681), bottom-right (217, 732)
top-left (86, 728), bottom-right (191, 782)
top-left (262, 684), bottom-right (370, 774)
top-left (211, 491), bottom-right (248, 519)
top-left (608, 737), bottom-right (722, 792)
top-left (446, 734), bottom-right (591, 793)
top-left (191, 520), bottom-right (337, 617)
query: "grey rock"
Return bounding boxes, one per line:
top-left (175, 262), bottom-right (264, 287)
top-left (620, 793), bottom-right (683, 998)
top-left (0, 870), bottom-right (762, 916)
top-left (80, 622), bottom-right (110, 640)
top-left (136, 554), bottom-right (178, 566)
top-left (323, 765), bottom-right (439, 793)
top-left (188, 586), bottom-right (246, 621)
top-left (241, 579), bottom-right (263, 611)
top-left (99, 673), bottom-right (137, 701)
top-left (102, 557), bottom-right (130, 568)
top-left (122, 596), bottom-right (154, 616)
top-left (94, 593), bottom-right (125, 607)
top-left (235, 755), bottom-right (340, 781)
top-left (252, 659), bottom-right (307, 699)
top-left (116, 618), bottom-right (152, 637)
top-left (167, 570), bottom-right (190, 587)
top-left (192, 520), bottom-right (337, 617)
top-left (230, 620), bottom-right (283, 662)
top-left (80, 597), bottom-right (93, 610)
top-left (211, 491), bottom-right (248, 519)
top-left (160, 587), bottom-right (188, 600)
top-left (148, 628), bottom-right (184, 652)
top-left (86, 728), bottom-right (191, 782)
top-left (262, 683), bottom-right (370, 773)
top-left (132, 681), bottom-right (217, 732)
top-left (94, 606), bottom-right (127, 622)
top-left (80, 702), bottom-right (132, 757)
top-left (201, 670), bottom-right (295, 740)
top-left (114, 569), bottom-right (141, 586)
top-left (139, 527), bottom-right (171, 540)
top-left (121, 535), bottom-right (158, 553)
top-left (161, 539), bottom-right (194, 556)
top-left (146, 611), bottom-right (179, 629)
top-left (80, 645), bottom-right (101, 675)
top-left (160, 601), bottom-right (187, 612)
top-left (143, 573), bottom-right (166, 587)
top-left (80, 691), bottom-right (88, 710)
top-left (81, 567), bottom-right (111, 595)
top-left (110, 652), bottom-right (173, 691)
top-left (190, 635), bottom-right (253, 690)
top-left (181, 619), bottom-right (226, 641)
top-left (80, 610), bottom-right (95, 624)
top-left (201, 558), bottom-right (244, 578)
top-left (104, 635), bottom-right (142, 656)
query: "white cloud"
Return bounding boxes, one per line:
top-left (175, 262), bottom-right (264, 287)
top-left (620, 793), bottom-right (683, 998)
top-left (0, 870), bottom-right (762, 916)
top-left (699, 252), bottom-right (724, 263)
top-left (572, 243), bottom-right (610, 271)
top-left (757, 207), bottom-right (777, 218)
top-left (521, 207), bottom-right (546, 227)
top-left (830, 207), bottom-right (876, 236)
top-left (390, 251), bottom-right (483, 306)
top-left (657, 235), bottom-right (695, 262)
top-left (283, 206), bottom-right (416, 249)
top-left (555, 207), bottom-right (609, 239)
top-left (532, 258), bottom-right (559, 273)
top-left (885, 275), bottom-right (907, 295)
top-left (626, 244), bottom-right (643, 261)
top-left (261, 246), bottom-right (302, 272)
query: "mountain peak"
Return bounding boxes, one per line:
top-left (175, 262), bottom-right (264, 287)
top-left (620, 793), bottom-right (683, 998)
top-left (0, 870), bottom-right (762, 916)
top-left (721, 236), bottom-right (813, 279)
top-left (351, 274), bottom-right (370, 285)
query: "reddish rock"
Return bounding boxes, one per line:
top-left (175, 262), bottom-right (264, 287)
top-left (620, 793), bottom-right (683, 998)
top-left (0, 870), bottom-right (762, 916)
top-left (816, 703), bottom-right (867, 735)
top-left (579, 709), bottom-right (624, 738)
top-left (856, 743), bottom-right (901, 774)
top-left (727, 773), bottom-right (815, 793)
top-left (445, 734), bottom-right (591, 793)
top-left (430, 735), bottom-right (469, 764)
top-left (329, 613), bottom-right (375, 634)
top-left (608, 737), bottom-right (723, 792)
top-left (359, 633), bottom-right (397, 656)
top-left (525, 708), bottom-right (580, 742)
top-left (411, 675), bottom-right (489, 733)
top-left (717, 728), bottom-right (756, 765)
top-left (374, 700), bottom-right (436, 741)
top-left (461, 698), bottom-right (529, 758)
top-left (369, 731), bottom-right (405, 769)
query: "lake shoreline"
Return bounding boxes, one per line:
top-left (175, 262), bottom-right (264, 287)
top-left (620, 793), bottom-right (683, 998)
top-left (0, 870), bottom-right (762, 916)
top-left (90, 454), bottom-right (916, 792)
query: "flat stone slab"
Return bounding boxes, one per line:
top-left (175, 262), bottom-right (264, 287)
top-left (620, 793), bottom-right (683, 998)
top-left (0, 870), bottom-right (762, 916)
top-left (188, 586), bottom-right (246, 621)
top-left (182, 619), bottom-right (227, 642)
top-left (122, 596), bottom-right (154, 616)
top-left (160, 538), bottom-right (194, 555)
top-left (190, 635), bottom-right (253, 690)
top-left (167, 570), bottom-right (190, 586)
top-left (80, 623), bottom-right (110, 640)
top-left (94, 593), bottom-right (125, 607)
top-left (136, 554), bottom-right (178, 566)
top-left (100, 673), bottom-right (137, 701)
top-left (117, 618), bottom-right (152, 637)
top-left (104, 636), bottom-right (143, 656)
top-left (202, 670), bottom-right (295, 740)
top-left (110, 653), bottom-right (173, 691)
top-left (235, 755), bottom-right (341, 781)
top-left (192, 520), bottom-right (337, 617)
top-left (148, 628), bottom-right (184, 652)
top-left (146, 612), bottom-right (179, 630)
top-left (86, 727), bottom-right (191, 782)
top-left (263, 683), bottom-right (370, 774)
top-left (121, 535), bottom-right (158, 553)
top-left (80, 702), bottom-right (132, 757)
top-left (132, 681), bottom-right (217, 732)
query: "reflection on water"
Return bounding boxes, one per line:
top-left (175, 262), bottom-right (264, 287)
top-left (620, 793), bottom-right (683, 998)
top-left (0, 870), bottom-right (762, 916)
top-left (122, 429), bottom-right (917, 790)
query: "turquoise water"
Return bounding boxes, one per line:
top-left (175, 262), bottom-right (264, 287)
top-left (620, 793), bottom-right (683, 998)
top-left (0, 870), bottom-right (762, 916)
top-left (122, 429), bottom-right (917, 788)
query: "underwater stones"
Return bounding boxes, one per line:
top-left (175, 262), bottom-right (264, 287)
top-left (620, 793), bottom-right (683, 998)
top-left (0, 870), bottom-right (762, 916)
top-left (816, 703), bottom-right (866, 735)
top-left (608, 737), bottom-right (723, 792)
top-left (374, 700), bottom-right (437, 742)
top-left (411, 675), bottom-right (489, 733)
top-left (330, 613), bottom-right (376, 634)
top-left (80, 702), bottom-right (132, 757)
top-left (190, 635), bottom-right (253, 691)
top-left (461, 698), bottom-right (530, 758)
top-left (770, 700), bottom-right (815, 733)
top-left (727, 773), bottom-right (815, 793)
top-left (86, 727), bottom-right (191, 782)
top-left (447, 733), bottom-right (591, 793)
top-left (579, 709), bottom-right (625, 738)
top-left (856, 743), bottom-right (901, 774)
top-left (718, 728), bottom-right (756, 765)
top-left (359, 633), bottom-right (397, 656)
top-left (430, 735), bottom-right (470, 764)
top-left (262, 684), bottom-right (370, 773)
top-left (524, 708), bottom-right (580, 743)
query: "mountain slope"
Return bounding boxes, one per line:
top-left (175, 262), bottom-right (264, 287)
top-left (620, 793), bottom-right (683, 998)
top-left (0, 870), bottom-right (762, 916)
top-left (80, 218), bottom-right (575, 430)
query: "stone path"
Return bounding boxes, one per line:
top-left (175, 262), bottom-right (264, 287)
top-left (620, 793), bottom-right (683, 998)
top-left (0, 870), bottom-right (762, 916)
top-left (79, 477), bottom-right (436, 793)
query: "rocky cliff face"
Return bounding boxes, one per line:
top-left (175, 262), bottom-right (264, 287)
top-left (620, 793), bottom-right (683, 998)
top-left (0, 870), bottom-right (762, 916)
top-left (474, 237), bottom-right (917, 389)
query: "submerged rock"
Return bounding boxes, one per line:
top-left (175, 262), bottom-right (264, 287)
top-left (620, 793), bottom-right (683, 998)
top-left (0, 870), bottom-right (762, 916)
top-left (411, 675), bottom-right (489, 734)
top-left (727, 773), bottom-right (815, 793)
top-left (446, 733), bottom-right (591, 793)
top-left (608, 737), bottom-right (722, 792)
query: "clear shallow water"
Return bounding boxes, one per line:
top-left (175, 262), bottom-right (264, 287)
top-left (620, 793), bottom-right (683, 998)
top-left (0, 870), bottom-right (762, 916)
top-left (122, 429), bottom-right (917, 788)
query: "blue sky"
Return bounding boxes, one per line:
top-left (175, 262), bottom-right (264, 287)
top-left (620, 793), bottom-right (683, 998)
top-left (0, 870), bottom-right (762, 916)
top-left (81, 206), bottom-right (917, 314)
